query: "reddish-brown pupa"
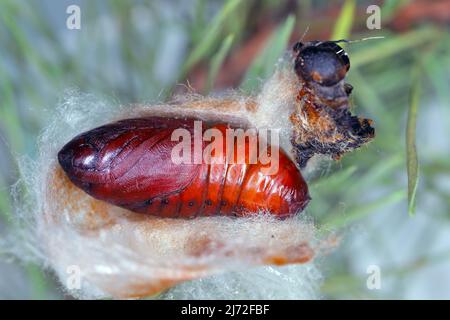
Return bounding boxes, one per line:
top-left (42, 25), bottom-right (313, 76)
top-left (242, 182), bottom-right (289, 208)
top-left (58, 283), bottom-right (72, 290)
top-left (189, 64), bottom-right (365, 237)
top-left (58, 117), bottom-right (310, 218)
top-left (57, 40), bottom-right (375, 219)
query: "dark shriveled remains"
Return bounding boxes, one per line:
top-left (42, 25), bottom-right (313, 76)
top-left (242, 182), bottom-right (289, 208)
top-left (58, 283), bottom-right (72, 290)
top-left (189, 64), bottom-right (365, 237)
top-left (291, 40), bottom-right (375, 168)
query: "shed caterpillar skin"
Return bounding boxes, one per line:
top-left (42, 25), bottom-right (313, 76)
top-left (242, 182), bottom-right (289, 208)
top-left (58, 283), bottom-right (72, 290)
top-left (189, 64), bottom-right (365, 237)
top-left (290, 40), bottom-right (375, 167)
top-left (58, 117), bottom-right (310, 218)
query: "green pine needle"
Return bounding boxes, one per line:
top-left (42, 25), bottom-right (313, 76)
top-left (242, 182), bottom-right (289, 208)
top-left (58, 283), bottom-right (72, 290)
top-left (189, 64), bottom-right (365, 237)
top-left (406, 67), bottom-right (421, 216)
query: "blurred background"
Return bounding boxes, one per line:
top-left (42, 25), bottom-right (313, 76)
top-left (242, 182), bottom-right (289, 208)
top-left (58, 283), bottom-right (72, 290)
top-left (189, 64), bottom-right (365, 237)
top-left (1, 0), bottom-right (450, 299)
